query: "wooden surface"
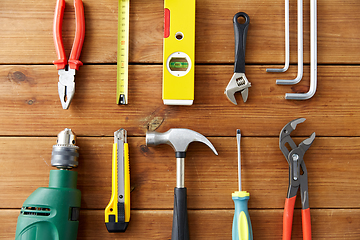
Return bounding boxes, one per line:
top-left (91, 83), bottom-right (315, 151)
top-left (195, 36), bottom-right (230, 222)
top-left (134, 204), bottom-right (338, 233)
top-left (1, 0), bottom-right (360, 239)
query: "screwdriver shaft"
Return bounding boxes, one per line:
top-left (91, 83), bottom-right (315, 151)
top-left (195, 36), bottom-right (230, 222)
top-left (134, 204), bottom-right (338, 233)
top-left (237, 129), bottom-right (241, 192)
top-left (232, 129), bottom-right (253, 240)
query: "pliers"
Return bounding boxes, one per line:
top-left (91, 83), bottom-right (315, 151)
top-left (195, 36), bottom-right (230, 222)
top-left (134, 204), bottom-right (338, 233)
top-left (279, 118), bottom-right (315, 240)
top-left (53, 0), bottom-right (85, 109)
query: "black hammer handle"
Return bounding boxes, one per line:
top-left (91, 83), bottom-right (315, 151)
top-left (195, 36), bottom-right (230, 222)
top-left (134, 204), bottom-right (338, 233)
top-left (233, 12), bottom-right (250, 74)
top-left (171, 187), bottom-right (189, 240)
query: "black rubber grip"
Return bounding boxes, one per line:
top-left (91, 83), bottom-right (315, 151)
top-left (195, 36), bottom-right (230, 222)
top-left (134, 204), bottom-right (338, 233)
top-left (233, 12), bottom-right (250, 74)
top-left (105, 220), bottom-right (129, 233)
top-left (171, 187), bottom-right (189, 240)
top-left (105, 203), bottom-right (129, 232)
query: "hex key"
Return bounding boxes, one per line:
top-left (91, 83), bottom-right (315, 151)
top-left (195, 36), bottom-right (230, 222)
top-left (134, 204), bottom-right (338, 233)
top-left (266, 0), bottom-right (289, 73)
top-left (277, 0), bottom-right (303, 85)
top-left (285, 0), bottom-right (317, 100)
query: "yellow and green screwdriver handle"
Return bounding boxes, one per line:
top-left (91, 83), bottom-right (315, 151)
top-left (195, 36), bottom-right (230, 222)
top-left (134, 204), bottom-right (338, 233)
top-left (232, 129), bottom-right (253, 240)
top-left (105, 129), bottom-right (130, 232)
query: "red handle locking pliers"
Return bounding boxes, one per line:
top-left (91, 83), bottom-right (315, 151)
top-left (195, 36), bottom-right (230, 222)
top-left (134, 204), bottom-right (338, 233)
top-left (53, 0), bottom-right (85, 109)
top-left (279, 118), bottom-right (316, 240)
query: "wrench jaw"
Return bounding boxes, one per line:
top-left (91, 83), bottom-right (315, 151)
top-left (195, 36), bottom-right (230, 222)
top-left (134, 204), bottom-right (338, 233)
top-left (241, 88), bottom-right (249, 103)
top-left (224, 72), bottom-right (251, 105)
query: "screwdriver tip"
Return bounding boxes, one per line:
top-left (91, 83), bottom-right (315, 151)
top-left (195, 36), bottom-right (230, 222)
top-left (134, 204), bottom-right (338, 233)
top-left (237, 129), bottom-right (241, 135)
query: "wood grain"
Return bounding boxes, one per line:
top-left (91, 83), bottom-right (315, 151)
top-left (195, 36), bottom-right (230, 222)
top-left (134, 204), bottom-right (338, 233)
top-left (1, 65), bottom-right (360, 136)
top-left (2, 209), bottom-right (359, 239)
top-left (1, 0), bottom-right (360, 238)
top-left (1, 137), bottom-right (359, 210)
top-left (0, 0), bottom-right (360, 64)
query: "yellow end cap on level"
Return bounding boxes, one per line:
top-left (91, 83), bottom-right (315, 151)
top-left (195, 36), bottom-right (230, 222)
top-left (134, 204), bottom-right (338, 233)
top-left (232, 191), bottom-right (250, 198)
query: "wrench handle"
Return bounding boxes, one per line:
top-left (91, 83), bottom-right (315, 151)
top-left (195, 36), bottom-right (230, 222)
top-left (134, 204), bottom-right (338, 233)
top-left (233, 12), bottom-right (250, 74)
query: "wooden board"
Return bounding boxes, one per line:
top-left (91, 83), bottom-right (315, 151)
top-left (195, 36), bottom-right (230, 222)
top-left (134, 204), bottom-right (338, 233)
top-left (0, 0), bottom-right (360, 64)
top-left (1, 65), bottom-right (360, 136)
top-left (1, 0), bottom-right (360, 238)
top-left (2, 209), bottom-right (360, 239)
top-left (1, 137), bottom-right (360, 210)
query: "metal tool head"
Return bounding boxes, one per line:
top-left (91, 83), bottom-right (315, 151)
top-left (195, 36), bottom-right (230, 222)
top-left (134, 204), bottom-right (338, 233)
top-left (224, 73), bottom-right (251, 105)
top-left (279, 118), bottom-right (315, 162)
top-left (279, 118), bottom-right (306, 142)
top-left (51, 128), bottom-right (79, 169)
top-left (299, 132), bottom-right (316, 153)
top-left (114, 129), bottom-right (127, 144)
top-left (146, 128), bottom-right (218, 157)
top-left (58, 68), bottom-right (76, 109)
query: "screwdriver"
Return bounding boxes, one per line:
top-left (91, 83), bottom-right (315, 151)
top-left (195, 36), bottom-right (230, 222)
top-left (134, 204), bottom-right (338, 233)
top-left (232, 129), bottom-right (253, 240)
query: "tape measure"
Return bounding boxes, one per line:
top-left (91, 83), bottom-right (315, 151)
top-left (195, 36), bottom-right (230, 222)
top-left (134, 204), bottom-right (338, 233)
top-left (117, 0), bottom-right (129, 105)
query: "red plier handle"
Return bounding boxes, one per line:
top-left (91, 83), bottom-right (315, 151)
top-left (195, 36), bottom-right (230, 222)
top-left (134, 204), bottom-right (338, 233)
top-left (53, 0), bottom-right (85, 71)
top-left (283, 196), bottom-right (312, 240)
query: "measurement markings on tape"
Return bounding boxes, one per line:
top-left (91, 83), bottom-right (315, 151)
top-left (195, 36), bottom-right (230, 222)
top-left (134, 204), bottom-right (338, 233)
top-left (117, 0), bottom-right (129, 105)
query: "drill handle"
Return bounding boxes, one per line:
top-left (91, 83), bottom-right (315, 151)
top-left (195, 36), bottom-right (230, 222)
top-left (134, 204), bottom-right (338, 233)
top-left (171, 187), bottom-right (189, 240)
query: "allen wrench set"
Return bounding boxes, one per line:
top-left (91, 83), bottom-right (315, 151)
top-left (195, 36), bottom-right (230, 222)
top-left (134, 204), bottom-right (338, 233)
top-left (267, 0), bottom-right (317, 100)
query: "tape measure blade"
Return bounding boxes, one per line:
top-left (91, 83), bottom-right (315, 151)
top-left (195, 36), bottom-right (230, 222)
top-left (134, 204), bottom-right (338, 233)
top-left (117, 0), bottom-right (129, 105)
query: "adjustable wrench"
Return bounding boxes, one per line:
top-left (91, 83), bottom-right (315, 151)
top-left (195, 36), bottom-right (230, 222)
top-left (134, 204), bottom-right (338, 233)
top-left (225, 12), bottom-right (251, 105)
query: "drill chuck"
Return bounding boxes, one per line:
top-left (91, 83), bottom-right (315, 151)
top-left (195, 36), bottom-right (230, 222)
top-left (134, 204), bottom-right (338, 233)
top-left (51, 128), bottom-right (79, 169)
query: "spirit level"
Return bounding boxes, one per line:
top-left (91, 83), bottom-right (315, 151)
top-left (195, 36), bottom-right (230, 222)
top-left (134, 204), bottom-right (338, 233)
top-left (163, 0), bottom-right (195, 105)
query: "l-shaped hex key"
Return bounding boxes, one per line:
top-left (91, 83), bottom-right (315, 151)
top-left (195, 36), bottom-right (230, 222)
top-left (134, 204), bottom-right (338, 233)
top-left (285, 0), bottom-right (317, 100)
top-left (276, 0), bottom-right (303, 85)
top-left (266, 0), bottom-right (290, 73)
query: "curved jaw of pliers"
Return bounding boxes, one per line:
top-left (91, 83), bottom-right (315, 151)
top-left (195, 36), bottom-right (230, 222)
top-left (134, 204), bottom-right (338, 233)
top-left (224, 73), bottom-right (251, 105)
top-left (280, 118), bottom-right (305, 143)
top-left (279, 118), bottom-right (316, 163)
top-left (299, 132), bottom-right (316, 153)
top-left (58, 68), bottom-right (76, 109)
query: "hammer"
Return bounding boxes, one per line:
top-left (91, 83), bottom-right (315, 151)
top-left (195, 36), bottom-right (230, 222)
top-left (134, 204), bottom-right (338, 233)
top-left (146, 128), bottom-right (218, 240)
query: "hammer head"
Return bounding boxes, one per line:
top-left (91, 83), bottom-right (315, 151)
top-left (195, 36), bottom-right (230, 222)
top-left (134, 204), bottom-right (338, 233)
top-left (146, 128), bottom-right (218, 156)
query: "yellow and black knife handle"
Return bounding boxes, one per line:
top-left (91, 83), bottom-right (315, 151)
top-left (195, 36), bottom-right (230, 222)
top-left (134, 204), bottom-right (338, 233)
top-left (105, 142), bottom-right (130, 232)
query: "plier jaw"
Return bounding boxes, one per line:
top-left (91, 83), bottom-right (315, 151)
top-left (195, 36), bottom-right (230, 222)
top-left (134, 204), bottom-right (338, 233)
top-left (279, 118), bottom-right (315, 240)
top-left (58, 69), bottom-right (76, 110)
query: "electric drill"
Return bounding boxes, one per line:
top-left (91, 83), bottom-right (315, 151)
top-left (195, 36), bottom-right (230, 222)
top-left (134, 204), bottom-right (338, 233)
top-left (15, 128), bottom-right (81, 240)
